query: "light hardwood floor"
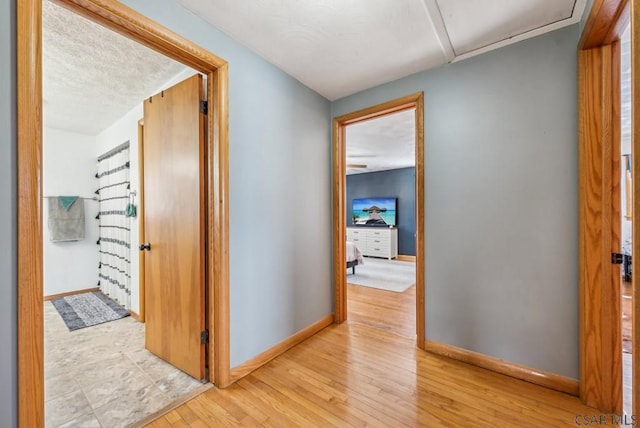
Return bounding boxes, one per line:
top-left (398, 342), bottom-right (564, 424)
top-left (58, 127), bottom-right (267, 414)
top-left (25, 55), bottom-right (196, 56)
top-left (148, 284), bottom-right (600, 427)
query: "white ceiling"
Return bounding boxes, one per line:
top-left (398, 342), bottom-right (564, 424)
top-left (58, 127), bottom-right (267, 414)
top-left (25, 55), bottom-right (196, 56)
top-left (438, 0), bottom-right (576, 55)
top-left (43, 0), bottom-right (187, 136)
top-left (346, 109), bottom-right (415, 175)
top-left (177, 0), bottom-right (585, 100)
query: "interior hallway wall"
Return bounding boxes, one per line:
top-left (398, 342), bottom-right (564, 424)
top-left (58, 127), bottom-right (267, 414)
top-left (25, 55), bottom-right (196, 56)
top-left (332, 25), bottom-right (581, 379)
top-left (0, 0), bottom-right (17, 425)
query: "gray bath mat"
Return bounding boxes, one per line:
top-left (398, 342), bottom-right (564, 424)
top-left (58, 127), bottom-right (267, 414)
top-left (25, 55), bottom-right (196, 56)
top-left (51, 291), bottom-right (129, 331)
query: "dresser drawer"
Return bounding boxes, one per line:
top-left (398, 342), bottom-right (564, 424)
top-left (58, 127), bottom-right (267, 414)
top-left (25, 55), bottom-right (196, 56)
top-left (349, 237), bottom-right (364, 245)
top-left (367, 246), bottom-right (390, 258)
top-left (367, 236), bottom-right (389, 247)
top-left (347, 229), bottom-right (364, 239)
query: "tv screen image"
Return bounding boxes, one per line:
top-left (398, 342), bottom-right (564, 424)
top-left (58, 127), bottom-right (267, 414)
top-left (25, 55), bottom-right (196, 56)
top-left (352, 197), bottom-right (397, 226)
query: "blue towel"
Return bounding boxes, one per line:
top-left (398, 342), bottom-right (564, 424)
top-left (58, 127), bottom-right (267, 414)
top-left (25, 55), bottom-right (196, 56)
top-left (58, 196), bottom-right (79, 212)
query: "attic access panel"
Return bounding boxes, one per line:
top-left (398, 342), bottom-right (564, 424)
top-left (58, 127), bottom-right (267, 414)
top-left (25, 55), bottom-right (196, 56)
top-left (437, 0), bottom-right (576, 55)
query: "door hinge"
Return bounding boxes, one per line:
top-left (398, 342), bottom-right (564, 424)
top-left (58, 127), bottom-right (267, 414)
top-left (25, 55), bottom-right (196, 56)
top-left (200, 330), bottom-right (209, 344)
top-left (612, 253), bottom-right (624, 264)
top-left (200, 100), bottom-right (208, 115)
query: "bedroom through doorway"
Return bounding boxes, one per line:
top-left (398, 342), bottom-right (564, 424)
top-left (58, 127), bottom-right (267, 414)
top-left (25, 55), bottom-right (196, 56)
top-left (344, 109), bottom-right (417, 338)
top-left (332, 93), bottom-right (424, 347)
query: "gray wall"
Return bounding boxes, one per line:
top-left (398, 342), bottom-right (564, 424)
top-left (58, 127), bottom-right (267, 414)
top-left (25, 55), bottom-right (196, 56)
top-left (332, 26), bottom-right (580, 379)
top-left (0, 0), bottom-right (17, 425)
top-left (118, 0), bottom-right (332, 367)
top-left (347, 168), bottom-right (416, 256)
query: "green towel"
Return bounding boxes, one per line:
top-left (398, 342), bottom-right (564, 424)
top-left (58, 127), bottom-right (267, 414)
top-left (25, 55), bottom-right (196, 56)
top-left (58, 196), bottom-right (79, 212)
top-left (125, 203), bottom-right (137, 218)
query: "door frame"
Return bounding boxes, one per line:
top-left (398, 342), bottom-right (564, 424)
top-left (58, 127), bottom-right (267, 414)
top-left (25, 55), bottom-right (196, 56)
top-left (332, 92), bottom-right (425, 349)
top-left (578, 0), bottom-right (639, 414)
top-left (16, 0), bottom-right (231, 426)
top-left (137, 118), bottom-right (146, 322)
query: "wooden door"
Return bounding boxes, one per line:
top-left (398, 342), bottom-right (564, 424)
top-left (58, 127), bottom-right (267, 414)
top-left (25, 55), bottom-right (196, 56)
top-left (143, 75), bottom-right (206, 380)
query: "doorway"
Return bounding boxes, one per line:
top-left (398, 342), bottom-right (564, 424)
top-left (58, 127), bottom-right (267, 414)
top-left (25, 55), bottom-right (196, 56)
top-left (578, 0), bottom-right (638, 416)
top-left (333, 93), bottom-right (425, 348)
top-left (17, 0), bottom-right (231, 426)
top-left (40, 1), bottom-right (211, 425)
top-left (344, 109), bottom-right (417, 338)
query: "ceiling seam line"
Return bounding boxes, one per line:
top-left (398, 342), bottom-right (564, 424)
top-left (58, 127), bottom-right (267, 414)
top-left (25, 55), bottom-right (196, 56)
top-left (421, 0), bottom-right (457, 62)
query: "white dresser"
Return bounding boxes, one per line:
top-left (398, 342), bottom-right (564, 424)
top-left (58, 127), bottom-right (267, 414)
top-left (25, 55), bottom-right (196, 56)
top-left (347, 227), bottom-right (398, 260)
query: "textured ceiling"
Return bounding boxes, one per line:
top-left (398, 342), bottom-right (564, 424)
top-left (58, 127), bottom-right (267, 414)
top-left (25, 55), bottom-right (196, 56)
top-left (346, 109), bottom-right (415, 175)
top-left (178, 0), bottom-right (445, 101)
top-left (177, 0), bottom-right (585, 100)
top-left (43, 0), bottom-right (187, 136)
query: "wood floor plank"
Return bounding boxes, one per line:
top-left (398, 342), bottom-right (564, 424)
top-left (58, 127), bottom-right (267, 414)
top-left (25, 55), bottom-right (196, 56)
top-left (174, 405), bottom-right (200, 425)
top-left (168, 419), bottom-right (189, 428)
top-left (147, 284), bottom-right (600, 427)
top-left (163, 411), bottom-right (181, 424)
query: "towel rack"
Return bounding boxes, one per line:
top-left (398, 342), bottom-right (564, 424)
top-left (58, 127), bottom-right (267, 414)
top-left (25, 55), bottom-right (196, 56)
top-left (43, 196), bottom-right (99, 201)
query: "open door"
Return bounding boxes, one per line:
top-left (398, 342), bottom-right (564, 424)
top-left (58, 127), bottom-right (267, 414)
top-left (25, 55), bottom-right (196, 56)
top-left (142, 74), bottom-right (207, 380)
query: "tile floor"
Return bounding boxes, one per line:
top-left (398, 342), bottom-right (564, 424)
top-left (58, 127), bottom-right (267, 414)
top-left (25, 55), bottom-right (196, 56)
top-left (45, 302), bottom-right (204, 428)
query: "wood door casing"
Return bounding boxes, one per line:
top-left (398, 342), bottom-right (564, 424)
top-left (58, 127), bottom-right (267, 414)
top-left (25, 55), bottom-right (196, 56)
top-left (143, 74), bottom-right (206, 380)
top-left (578, 45), bottom-right (623, 412)
top-left (138, 119), bottom-right (146, 322)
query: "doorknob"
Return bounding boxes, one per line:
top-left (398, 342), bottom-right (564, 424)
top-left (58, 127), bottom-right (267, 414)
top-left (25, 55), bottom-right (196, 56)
top-left (139, 242), bottom-right (151, 251)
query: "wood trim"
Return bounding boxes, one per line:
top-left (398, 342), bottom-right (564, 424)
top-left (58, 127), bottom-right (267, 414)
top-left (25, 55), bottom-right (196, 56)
top-left (17, 0), bottom-right (44, 426)
top-left (229, 315), bottom-right (333, 383)
top-left (578, 0), bottom-right (637, 414)
top-left (579, 0), bottom-right (629, 48)
top-left (396, 255), bottom-right (417, 262)
top-left (424, 340), bottom-right (579, 396)
top-left (18, 0), bottom-right (231, 424)
top-left (332, 120), bottom-right (346, 323)
top-left (604, 0), bottom-right (631, 45)
top-left (414, 94), bottom-right (425, 351)
top-left (137, 119), bottom-right (145, 322)
top-left (578, 44), bottom-right (622, 412)
top-left (332, 92), bottom-right (425, 349)
top-left (632, 0), bottom-right (640, 417)
top-left (335, 93), bottom-right (424, 126)
top-left (609, 40), bottom-right (623, 414)
top-left (43, 287), bottom-right (99, 301)
top-left (129, 310), bottom-right (141, 322)
top-left (210, 64), bottom-right (230, 388)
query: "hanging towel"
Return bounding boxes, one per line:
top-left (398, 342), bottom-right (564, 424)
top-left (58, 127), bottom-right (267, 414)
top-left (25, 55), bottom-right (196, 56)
top-left (48, 197), bottom-right (85, 242)
top-left (58, 196), bottom-right (79, 211)
top-left (125, 203), bottom-right (137, 218)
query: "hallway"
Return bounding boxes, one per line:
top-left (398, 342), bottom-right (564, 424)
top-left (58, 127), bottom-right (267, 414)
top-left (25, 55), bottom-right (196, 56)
top-left (146, 285), bottom-right (597, 427)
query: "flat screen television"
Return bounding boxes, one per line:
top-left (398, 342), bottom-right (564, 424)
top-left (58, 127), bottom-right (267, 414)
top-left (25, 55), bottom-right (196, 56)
top-left (352, 197), bottom-right (397, 226)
